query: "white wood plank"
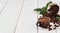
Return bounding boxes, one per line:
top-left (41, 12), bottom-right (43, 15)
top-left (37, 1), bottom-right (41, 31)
top-left (0, 0), bottom-right (22, 33)
top-left (15, 0), bottom-right (37, 33)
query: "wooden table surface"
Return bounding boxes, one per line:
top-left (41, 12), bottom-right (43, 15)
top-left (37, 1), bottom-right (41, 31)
top-left (0, 0), bottom-right (60, 33)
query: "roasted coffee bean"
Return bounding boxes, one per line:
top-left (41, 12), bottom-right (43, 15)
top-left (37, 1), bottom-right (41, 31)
top-left (56, 20), bottom-right (60, 25)
top-left (48, 4), bottom-right (59, 14)
top-left (36, 22), bottom-right (40, 26)
top-left (36, 21), bottom-right (50, 28)
top-left (36, 4), bottom-right (60, 31)
top-left (49, 28), bottom-right (52, 31)
top-left (55, 25), bottom-right (59, 27)
top-left (43, 12), bottom-right (56, 18)
top-left (51, 17), bottom-right (58, 22)
top-left (53, 28), bottom-right (56, 30)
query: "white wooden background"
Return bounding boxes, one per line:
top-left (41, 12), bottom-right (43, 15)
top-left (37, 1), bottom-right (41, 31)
top-left (0, 0), bottom-right (60, 33)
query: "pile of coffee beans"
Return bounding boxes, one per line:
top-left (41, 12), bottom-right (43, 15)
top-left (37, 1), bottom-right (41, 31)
top-left (36, 4), bottom-right (60, 31)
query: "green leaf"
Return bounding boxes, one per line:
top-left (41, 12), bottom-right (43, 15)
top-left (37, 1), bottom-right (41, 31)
top-left (41, 7), bottom-right (47, 11)
top-left (34, 8), bottom-right (41, 11)
top-left (39, 11), bottom-right (46, 14)
top-left (56, 15), bottom-right (60, 20)
top-left (46, 1), bottom-right (52, 8)
top-left (34, 1), bottom-right (52, 15)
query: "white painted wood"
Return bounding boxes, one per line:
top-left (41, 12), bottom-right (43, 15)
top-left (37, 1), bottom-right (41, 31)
top-left (0, 0), bottom-right (22, 33)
